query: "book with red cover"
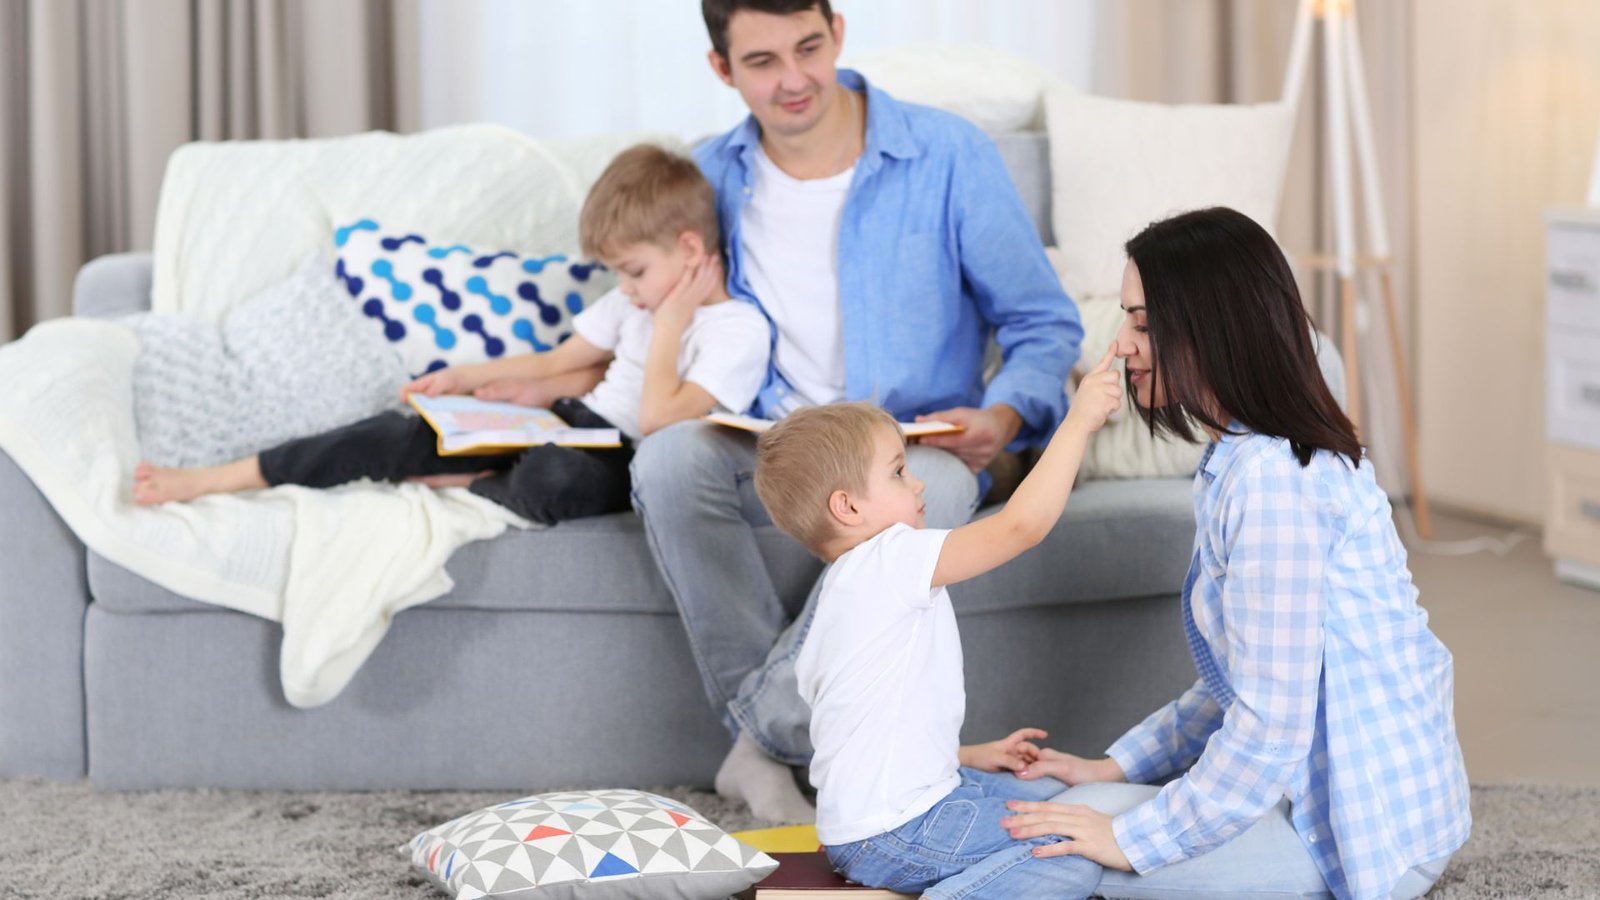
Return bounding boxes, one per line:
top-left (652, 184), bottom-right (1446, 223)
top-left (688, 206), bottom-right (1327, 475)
top-left (751, 850), bottom-right (914, 898)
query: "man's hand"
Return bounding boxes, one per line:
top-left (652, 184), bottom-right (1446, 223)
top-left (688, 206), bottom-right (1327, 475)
top-left (474, 378), bottom-right (548, 407)
top-left (1017, 749), bottom-right (1126, 786)
top-left (1002, 801), bottom-right (1133, 871)
top-left (916, 404), bottom-right (1023, 472)
top-left (959, 727), bottom-right (1047, 774)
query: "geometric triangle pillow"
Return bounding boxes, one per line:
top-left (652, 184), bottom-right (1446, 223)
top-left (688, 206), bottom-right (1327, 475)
top-left (335, 218), bottom-right (616, 379)
top-left (402, 789), bottom-right (778, 900)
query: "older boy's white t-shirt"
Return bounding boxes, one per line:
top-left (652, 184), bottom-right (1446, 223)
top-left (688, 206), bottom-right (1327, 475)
top-left (795, 523), bottom-right (965, 846)
top-left (739, 146), bottom-right (852, 414)
top-left (572, 288), bottom-right (770, 441)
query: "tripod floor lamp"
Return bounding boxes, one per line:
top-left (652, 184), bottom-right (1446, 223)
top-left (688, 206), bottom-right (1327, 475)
top-left (1281, 0), bottom-right (1433, 539)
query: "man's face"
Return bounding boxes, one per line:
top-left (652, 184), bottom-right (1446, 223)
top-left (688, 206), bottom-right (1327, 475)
top-left (708, 7), bottom-right (846, 140)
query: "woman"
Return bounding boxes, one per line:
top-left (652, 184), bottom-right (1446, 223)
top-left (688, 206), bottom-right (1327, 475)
top-left (1002, 207), bottom-right (1470, 899)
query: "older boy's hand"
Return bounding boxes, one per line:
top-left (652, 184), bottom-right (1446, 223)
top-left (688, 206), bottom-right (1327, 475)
top-left (402, 368), bottom-right (465, 399)
top-left (915, 404), bottom-right (1023, 472)
top-left (475, 378), bottom-right (547, 407)
top-left (959, 727), bottom-right (1047, 774)
top-left (658, 256), bottom-right (724, 327)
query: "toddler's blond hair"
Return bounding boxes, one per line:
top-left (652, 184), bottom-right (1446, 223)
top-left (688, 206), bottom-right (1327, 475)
top-left (755, 403), bottom-right (902, 558)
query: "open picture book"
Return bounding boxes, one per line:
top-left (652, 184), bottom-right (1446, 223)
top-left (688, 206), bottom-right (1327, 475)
top-left (706, 411), bottom-right (963, 437)
top-left (407, 394), bottom-right (622, 455)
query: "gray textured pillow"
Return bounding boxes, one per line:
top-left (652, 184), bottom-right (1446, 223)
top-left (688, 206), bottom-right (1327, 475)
top-left (128, 256), bottom-right (407, 468)
top-left (403, 789), bottom-right (777, 900)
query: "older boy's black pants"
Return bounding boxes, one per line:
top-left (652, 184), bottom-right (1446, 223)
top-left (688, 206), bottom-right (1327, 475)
top-left (256, 397), bottom-right (632, 525)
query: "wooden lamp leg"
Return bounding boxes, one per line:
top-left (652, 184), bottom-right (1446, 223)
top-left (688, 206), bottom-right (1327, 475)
top-left (1377, 266), bottom-right (1433, 539)
top-left (1339, 275), bottom-right (1363, 432)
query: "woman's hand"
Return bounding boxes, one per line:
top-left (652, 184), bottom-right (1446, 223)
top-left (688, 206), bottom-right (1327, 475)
top-left (959, 727), bottom-right (1047, 773)
top-left (1003, 801), bottom-right (1133, 871)
top-left (1018, 749), bottom-right (1126, 786)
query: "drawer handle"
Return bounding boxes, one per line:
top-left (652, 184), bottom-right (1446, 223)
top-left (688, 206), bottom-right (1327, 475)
top-left (1583, 385), bottom-right (1600, 407)
top-left (1582, 500), bottom-right (1600, 522)
top-left (1551, 269), bottom-right (1596, 293)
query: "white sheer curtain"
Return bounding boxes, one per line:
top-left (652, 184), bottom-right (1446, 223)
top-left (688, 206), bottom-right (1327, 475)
top-left (417, 0), bottom-right (1095, 139)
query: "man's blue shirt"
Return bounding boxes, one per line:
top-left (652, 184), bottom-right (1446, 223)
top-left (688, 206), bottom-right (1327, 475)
top-left (694, 69), bottom-right (1082, 448)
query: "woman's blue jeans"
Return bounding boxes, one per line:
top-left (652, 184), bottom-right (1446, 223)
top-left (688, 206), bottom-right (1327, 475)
top-left (824, 768), bottom-right (1101, 900)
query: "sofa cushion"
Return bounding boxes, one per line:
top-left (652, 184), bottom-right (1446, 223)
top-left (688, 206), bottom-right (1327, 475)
top-left (334, 219), bottom-right (614, 379)
top-left (403, 788), bottom-right (777, 899)
top-left (88, 479), bottom-right (1195, 618)
top-left (1045, 86), bottom-right (1294, 303)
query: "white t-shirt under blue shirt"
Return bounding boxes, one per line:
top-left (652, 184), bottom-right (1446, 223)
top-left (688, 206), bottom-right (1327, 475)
top-left (571, 288), bottom-right (770, 441)
top-left (739, 145), bottom-right (853, 414)
top-left (795, 523), bottom-right (965, 846)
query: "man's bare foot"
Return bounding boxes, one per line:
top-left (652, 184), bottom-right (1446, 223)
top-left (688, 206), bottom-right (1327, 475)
top-left (133, 457), bottom-right (265, 505)
top-left (406, 470), bottom-right (494, 489)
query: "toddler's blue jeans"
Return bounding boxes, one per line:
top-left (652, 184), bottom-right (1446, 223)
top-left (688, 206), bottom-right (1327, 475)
top-left (824, 768), bottom-right (1100, 900)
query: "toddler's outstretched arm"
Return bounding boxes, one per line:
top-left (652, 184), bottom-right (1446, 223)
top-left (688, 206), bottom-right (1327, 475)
top-left (931, 344), bottom-right (1122, 588)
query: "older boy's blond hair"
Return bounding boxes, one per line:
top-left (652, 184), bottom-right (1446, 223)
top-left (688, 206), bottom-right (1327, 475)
top-left (578, 144), bottom-right (720, 260)
top-left (755, 403), bottom-right (902, 558)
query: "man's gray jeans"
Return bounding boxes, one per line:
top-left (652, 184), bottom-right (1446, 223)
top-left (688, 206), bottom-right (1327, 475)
top-left (630, 419), bottom-right (980, 765)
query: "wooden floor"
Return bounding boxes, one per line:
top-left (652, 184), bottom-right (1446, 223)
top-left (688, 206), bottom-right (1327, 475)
top-left (1405, 510), bottom-right (1600, 786)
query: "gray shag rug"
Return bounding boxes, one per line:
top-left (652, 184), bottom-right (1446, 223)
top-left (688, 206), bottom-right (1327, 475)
top-left (0, 780), bottom-right (1595, 899)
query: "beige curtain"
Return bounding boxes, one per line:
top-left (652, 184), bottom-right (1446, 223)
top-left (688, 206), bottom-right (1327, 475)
top-left (0, 0), bottom-right (422, 342)
top-left (1089, 0), bottom-right (1416, 489)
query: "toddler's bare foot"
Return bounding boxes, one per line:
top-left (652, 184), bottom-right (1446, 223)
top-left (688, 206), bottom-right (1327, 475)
top-left (407, 470), bottom-right (494, 489)
top-left (133, 457), bottom-right (266, 505)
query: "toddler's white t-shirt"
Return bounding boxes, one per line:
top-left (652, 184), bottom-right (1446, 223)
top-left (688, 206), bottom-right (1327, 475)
top-left (572, 288), bottom-right (770, 440)
top-left (795, 523), bottom-right (965, 846)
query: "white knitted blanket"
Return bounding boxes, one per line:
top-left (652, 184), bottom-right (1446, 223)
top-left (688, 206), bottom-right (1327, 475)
top-left (0, 318), bottom-right (524, 707)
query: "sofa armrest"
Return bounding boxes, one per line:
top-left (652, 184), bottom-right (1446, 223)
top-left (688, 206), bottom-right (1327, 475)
top-left (0, 450), bottom-right (89, 779)
top-left (73, 252), bottom-right (154, 318)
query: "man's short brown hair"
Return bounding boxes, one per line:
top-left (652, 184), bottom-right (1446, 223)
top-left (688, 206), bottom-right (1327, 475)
top-left (701, 0), bottom-right (835, 60)
top-left (578, 144), bottom-right (720, 260)
top-left (754, 403), bottom-right (901, 558)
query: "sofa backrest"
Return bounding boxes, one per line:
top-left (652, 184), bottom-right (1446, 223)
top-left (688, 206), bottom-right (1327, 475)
top-left (990, 131), bottom-right (1054, 247)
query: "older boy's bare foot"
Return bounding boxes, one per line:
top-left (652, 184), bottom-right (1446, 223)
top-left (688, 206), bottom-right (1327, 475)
top-left (406, 470), bottom-right (494, 489)
top-left (133, 457), bottom-right (266, 505)
top-left (715, 731), bottom-right (816, 825)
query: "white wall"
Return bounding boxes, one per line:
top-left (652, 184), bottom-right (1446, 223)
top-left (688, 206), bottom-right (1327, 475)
top-left (417, 0), bottom-right (1094, 139)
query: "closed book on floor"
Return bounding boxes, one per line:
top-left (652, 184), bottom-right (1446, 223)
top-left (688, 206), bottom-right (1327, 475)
top-left (752, 851), bottom-right (915, 898)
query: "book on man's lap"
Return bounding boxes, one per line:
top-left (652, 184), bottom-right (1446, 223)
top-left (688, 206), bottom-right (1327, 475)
top-left (706, 411), bottom-right (963, 438)
top-left (750, 851), bottom-right (915, 898)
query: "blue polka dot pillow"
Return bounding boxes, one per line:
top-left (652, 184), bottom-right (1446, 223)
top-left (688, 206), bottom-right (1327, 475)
top-left (333, 218), bottom-right (615, 377)
top-left (403, 788), bottom-right (777, 900)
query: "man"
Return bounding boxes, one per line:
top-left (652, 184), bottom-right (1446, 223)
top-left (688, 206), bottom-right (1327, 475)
top-left (629, 0), bottom-right (1082, 822)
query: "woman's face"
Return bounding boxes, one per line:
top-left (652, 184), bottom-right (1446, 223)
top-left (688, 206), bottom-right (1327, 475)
top-left (1114, 260), bottom-right (1164, 408)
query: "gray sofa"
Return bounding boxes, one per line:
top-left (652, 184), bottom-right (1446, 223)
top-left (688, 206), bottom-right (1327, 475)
top-left (0, 132), bottom-right (1203, 791)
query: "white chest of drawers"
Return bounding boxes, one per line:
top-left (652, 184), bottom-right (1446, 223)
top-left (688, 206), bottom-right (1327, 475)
top-left (1544, 208), bottom-right (1600, 590)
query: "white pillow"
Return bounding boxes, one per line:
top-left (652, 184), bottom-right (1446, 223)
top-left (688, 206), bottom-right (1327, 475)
top-left (150, 125), bottom-right (681, 324)
top-left (846, 45), bottom-right (1053, 133)
top-left (1045, 86), bottom-right (1294, 301)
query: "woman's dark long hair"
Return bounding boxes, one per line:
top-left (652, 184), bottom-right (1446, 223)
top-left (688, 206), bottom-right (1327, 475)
top-left (1125, 206), bottom-right (1360, 468)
